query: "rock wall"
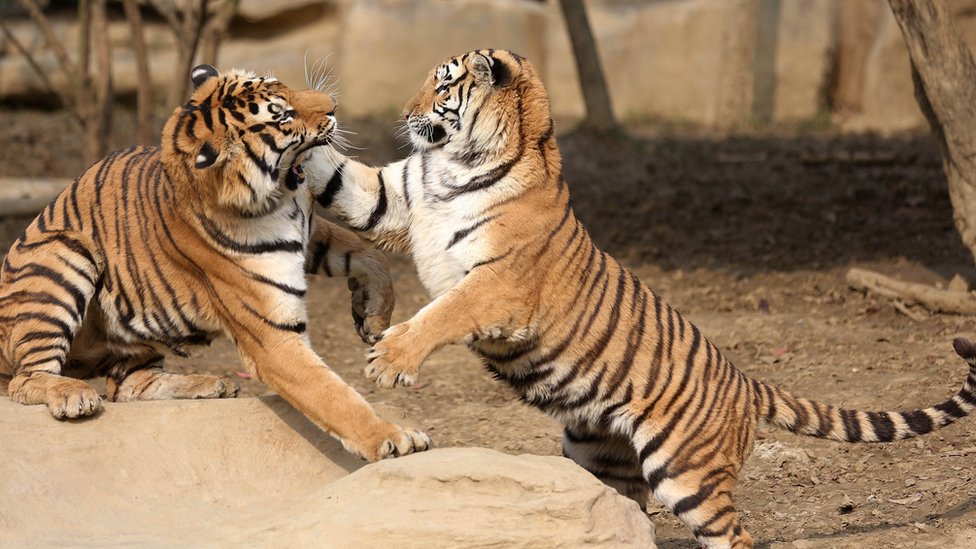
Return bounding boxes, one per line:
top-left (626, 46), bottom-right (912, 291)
top-left (3, 0), bottom-right (976, 132)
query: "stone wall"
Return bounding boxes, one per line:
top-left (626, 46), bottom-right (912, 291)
top-left (3, 0), bottom-right (976, 132)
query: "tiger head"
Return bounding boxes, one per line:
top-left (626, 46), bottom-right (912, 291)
top-left (162, 65), bottom-right (337, 215)
top-left (403, 49), bottom-right (553, 163)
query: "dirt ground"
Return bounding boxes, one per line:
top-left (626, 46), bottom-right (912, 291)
top-left (2, 108), bottom-right (976, 548)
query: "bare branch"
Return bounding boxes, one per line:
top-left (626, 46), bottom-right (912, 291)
top-left (78, 0), bottom-right (91, 84)
top-left (148, 0), bottom-right (182, 32)
top-left (14, 0), bottom-right (76, 81)
top-left (0, 19), bottom-right (76, 113)
top-left (201, 0), bottom-right (239, 66)
top-left (123, 0), bottom-right (154, 144)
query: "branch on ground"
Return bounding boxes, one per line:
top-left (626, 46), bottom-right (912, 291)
top-left (846, 268), bottom-right (976, 315)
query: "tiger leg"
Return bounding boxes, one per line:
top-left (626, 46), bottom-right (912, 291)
top-left (646, 463), bottom-right (752, 549)
top-left (236, 330), bottom-right (429, 462)
top-left (562, 424), bottom-right (649, 509)
top-left (306, 215), bottom-right (394, 344)
top-left (2, 231), bottom-right (104, 419)
top-left (105, 355), bottom-right (239, 402)
top-left (365, 272), bottom-right (526, 388)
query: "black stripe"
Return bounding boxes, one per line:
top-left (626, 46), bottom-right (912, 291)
top-left (447, 216), bottom-right (496, 250)
top-left (901, 409), bottom-right (933, 435)
top-left (197, 214), bottom-right (303, 255)
top-left (307, 241), bottom-right (330, 275)
top-left (672, 481), bottom-right (719, 516)
top-left (348, 171), bottom-right (388, 232)
top-left (402, 158), bottom-right (412, 209)
top-left (316, 161), bottom-right (346, 208)
top-left (935, 399), bottom-right (967, 420)
top-left (242, 302), bottom-right (306, 333)
top-left (841, 408), bottom-right (862, 441)
top-left (867, 411), bottom-right (896, 442)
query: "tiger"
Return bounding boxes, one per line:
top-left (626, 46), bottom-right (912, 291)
top-left (303, 49), bottom-right (976, 547)
top-left (0, 64), bottom-right (429, 463)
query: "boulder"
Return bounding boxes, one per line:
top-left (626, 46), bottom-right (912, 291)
top-left (0, 395), bottom-right (655, 548)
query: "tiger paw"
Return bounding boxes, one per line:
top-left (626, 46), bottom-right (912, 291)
top-left (340, 423), bottom-right (432, 462)
top-left (365, 324), bottom-right (425, 388)
top-left (349, 276), bottom-right (393, 345)
top-left (374, 426), bottom-right (432, 460)
top-left (46, 379), bottom-right (103, 419)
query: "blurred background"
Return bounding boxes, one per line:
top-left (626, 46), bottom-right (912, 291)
top-left (4, 0), bottom-right (976, 146)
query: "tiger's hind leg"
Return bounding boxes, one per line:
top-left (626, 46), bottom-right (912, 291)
top-left (562, 424), bottom-right (649, 509)
top-left (3, 231), bottom-right (104, 419)
top-left (106, 355), bottom-right (239, 402)
top-left (645, 463), bottom-right (753, 549)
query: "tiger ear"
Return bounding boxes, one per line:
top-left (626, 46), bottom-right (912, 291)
top-left (194, 141), bottom-right (219, 169)
top-left (191, 64), bottom-right (219, 90)
top-left (470, 53), bottom-right (511, 88)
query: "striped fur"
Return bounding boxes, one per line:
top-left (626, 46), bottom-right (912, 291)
top-left (304, 50), bottom-right (976, 547)
top-left (0, 65), bottom-right (428, 462)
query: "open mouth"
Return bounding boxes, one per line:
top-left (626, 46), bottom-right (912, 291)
top-left (427, 124), bottom-right (447, 143)
top-left (285, 162), bottom-right (305, 190)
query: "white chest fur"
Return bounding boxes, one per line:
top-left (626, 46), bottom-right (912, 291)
top-left (406, 156), bottom-right (493, 299)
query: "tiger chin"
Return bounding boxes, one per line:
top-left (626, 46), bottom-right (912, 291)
top-left (305, 49), bottom-right (976, 546)
top-left (0, 64), bottom-right (429, 462)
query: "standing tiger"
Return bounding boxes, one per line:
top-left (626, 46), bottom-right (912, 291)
top-left (304, 49), bottom-right (976, 547)
top-left (0, 64), bottom-right (429, 462)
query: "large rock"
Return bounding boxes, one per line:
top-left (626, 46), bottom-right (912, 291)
top-left (0, 395), bottom-right (655, 548)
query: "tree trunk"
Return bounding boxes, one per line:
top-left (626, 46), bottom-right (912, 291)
top-left (557, 0), bottom-right (616, 133)
top-left (200, 0), bottom-right (239, 66)
top-left (846, 0), bottom-right (976, 314)
top-left (88, 0), bottom-right (113, 163)
top-left (123, 0), bottom-right (154, 145)
top-left (165, 0), bottom-right (209, 106)
top-left (887, 0), bottom-right (976, 266)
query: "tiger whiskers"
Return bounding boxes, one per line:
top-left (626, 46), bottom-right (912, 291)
top-left (303, 52), bottom-right (339, 97)
top-left (331, 127), bottom-right (365, 152)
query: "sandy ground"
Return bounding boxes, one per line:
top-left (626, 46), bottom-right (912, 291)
top-left (2, 108), bottom-right (976, 547)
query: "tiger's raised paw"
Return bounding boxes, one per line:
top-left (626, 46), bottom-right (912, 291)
top-left (365, 329), bottom-right (426, 389)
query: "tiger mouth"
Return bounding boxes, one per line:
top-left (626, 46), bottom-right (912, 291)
top-left (286, 163), bottom-right (305, 188)
top-left (427, 125), bottom-right (447, 144)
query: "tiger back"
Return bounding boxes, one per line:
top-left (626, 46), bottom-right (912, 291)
top-left (0, 64), bottom-right (428, 462)
top-left (305, 49), bottom-right (976, 546)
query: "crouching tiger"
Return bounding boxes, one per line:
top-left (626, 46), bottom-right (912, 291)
top-left (304, 49), bottom-right (976, 546)
top-left (0, 65), bottom-right (429, 462)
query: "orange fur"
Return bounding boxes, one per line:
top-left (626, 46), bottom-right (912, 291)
top-left (306, 49), bottom-right (976, 546)
top-left (0, 65), bottom-right (425, 462)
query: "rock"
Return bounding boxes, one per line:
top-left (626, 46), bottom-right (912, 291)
top-left (0, 396), bottom-right (655, 548)
top-left (317, 447), bottom-right (657, 548)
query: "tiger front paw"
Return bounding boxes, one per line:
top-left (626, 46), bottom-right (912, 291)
top-left (44, 378), bottom-right (103, 419)
top-left (341, 423), bottom-right (432, 462)
top-left (9, 373), bottom-right (104, 419)
top-left (364, 324), bottom-right (425, 388)
top-left (49, 380), bottom-right (102, 419)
